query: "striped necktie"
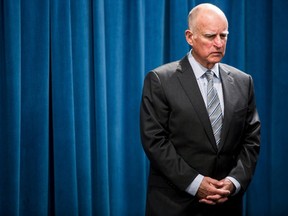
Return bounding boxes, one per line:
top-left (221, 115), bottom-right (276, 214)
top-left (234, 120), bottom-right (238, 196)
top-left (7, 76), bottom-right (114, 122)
top-left (205, 70), bottom-right (223, 146)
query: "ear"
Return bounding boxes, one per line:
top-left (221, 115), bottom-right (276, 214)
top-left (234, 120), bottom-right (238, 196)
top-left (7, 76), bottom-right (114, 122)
top-left (185, 30), bottom-right (194, 46)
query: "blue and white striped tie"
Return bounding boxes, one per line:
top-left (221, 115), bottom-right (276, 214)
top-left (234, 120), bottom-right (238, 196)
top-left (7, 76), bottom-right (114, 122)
top-left (206, 70), bottom-right (223, 146)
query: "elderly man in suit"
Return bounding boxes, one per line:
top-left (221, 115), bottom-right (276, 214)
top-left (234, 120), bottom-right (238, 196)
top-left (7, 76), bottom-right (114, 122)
top-left (140, 3), bottom-right (260, 216)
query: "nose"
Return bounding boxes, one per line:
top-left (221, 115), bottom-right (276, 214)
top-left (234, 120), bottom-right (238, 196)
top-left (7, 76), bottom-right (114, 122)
top-left (213, 35), bottom-right (223, 48)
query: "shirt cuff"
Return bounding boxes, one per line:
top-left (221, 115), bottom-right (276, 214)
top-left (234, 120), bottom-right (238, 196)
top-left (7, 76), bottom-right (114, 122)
top-left (226, 176), bottom-right (241, 195)
top-left (185, 174), bottom-right (204, 196)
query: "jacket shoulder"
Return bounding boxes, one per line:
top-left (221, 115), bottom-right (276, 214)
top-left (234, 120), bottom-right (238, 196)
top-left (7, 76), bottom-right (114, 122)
top-left (220, 63), bottom-right (250, 79)
top-left (150, 60), bottom-right (181, 79)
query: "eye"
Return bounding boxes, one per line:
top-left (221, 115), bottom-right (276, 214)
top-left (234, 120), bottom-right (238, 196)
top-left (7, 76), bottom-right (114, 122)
top-left (204, 34), bottom-right (216, 40)
top-left (220, 34), bottom-right (228, 39)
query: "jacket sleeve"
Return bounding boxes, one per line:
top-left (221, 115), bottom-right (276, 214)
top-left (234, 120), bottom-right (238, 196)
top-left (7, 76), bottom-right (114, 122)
top-left (228, 75), bottom-right (261, 192)
top-left (140, 71), bottom-right (198, 191)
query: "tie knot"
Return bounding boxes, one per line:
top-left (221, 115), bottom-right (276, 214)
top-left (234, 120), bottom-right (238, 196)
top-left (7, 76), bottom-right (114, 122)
top-left (205, 70), bottom-right (214, 82)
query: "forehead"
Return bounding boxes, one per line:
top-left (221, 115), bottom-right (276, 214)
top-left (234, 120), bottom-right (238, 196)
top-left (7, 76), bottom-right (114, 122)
top-left (196, 11), bottom-right (228, 33)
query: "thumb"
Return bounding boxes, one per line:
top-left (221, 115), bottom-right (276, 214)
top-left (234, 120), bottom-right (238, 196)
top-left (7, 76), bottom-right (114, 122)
top-left (207, 178), bottom-right (223, 188)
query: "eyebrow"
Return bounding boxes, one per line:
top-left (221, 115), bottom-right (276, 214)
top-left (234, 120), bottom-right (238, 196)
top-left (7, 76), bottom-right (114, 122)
top-left (204, 31), bottom-right (229, 35)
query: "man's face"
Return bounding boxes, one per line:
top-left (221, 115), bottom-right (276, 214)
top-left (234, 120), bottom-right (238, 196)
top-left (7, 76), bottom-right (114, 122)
top-left (186, 12), bottom-right (228, 69)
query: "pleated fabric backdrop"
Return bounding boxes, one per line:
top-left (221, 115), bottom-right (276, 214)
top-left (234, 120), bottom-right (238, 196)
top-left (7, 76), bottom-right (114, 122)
top-left (0, 0), bottom-right (288, 215)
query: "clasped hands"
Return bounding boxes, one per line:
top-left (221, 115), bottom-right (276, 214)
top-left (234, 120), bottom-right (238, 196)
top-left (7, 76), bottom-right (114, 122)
top-left (196, 177), bottom-right (235, 205)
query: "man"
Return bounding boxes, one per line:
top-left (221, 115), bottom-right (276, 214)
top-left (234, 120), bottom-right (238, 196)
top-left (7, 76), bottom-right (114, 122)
top-left (140, 3), bottom-right (260, 216)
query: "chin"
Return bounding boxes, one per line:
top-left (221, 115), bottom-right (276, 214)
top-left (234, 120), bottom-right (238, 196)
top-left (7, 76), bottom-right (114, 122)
top-left (209, 56), bottom-right (223, 63)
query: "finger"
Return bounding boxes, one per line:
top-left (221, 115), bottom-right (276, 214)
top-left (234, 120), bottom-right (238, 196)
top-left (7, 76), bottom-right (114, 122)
top-left (216, 197), bottom-right (229, 203)
top-left (215, 188), bottom-right (230, 196)
top-left (208, 178), bottom-right (224, 188)
top-left (207, 187), bottom-right (230, 197)
top-left (206, 194), bottom-right (222, 201)
top-left (198, 198), bottom-right (216, 205)
top-left (207, 178), bottom-right (227, 188)
top-left (206, 194), bottom-right (229, 202)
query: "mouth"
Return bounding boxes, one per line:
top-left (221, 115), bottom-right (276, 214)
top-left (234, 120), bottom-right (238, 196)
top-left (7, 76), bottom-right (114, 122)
top-left (209, 52), bottom-right (224, 58)
top-left (210, 52), bottom-right (223, 55)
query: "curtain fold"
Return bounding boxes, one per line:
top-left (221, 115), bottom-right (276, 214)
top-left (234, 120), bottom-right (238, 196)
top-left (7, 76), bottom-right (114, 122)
top-left (70, 0), bottom-right (93, 214)
top-left (91, 0), bottom-right (110, 215)
top-left (0, 0), bottom-right (21, 214)
top-left (270, 1), bottom-right (288, 215)
top-left (1, 0), bottom-right (288, 215)
top-left (50, 0), bottom-right (79, 215)
top-left (19, 0), bottom-right (50, 215)
top-left (244, 1), bottom-right (273, 215)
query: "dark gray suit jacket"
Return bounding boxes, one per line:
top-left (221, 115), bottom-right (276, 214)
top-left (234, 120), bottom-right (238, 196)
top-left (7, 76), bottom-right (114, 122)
top-left (140, 55), bottom-right (260, 216)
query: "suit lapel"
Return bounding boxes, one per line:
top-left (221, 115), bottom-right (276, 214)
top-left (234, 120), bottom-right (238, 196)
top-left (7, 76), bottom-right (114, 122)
top-left (217, 64), bottom-right (236, 151)
top-left (177, 56), bottom-right (218, 151)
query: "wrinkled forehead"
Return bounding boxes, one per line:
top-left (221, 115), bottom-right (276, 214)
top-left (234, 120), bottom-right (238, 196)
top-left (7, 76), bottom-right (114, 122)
top-left (195, 11), bottom-right (228, 33)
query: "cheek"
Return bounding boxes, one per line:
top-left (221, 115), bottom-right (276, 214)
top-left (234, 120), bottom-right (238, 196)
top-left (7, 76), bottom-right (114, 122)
top-left (193, 40), bottom-right (214, 55)
top-left (198, 43), bottom-right (213, 55)
top-left (194, 41), bottom-right (209, 50)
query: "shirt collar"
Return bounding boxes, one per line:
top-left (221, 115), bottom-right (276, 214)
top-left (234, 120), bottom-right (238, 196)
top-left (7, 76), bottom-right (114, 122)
top-left (187, 50), bottom-right (220, 79)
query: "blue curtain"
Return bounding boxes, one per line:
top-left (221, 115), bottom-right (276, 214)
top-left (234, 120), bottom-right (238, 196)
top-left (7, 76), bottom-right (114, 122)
top-left (0, 0), bottom-right (287, 215)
